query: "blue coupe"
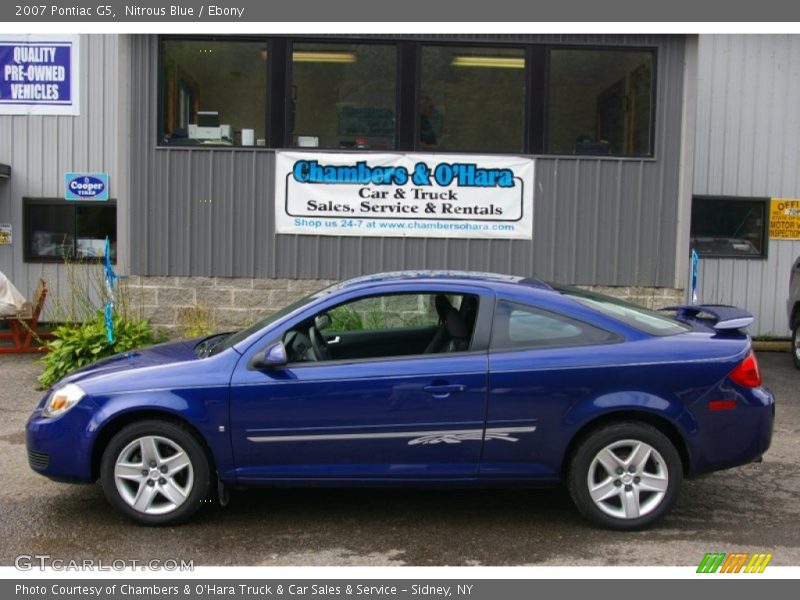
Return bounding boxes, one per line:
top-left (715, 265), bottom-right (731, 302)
top-left (26, 271), bottom-right (775, 529)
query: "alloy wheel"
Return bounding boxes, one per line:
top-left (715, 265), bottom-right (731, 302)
top-left (586, 439), bottom-right (669, 520)
top-left (113, 435), bottom-right (194, 516)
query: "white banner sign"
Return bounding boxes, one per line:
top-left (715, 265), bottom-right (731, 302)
top-left (275, 152), bottom-right (534, 239)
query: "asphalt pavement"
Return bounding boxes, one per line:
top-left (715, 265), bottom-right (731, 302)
top-left (0, 352), bottom-right (797, 566)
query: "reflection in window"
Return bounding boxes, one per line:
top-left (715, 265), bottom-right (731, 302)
top-left (420, 46), bottom-right (525, 152)
top-left (25, 201), bottom-right (116, 262)
top-left (547, 49), bottom-right (654, 156)
top-left (291, 43), bottom-right (396, 150)
top-left (76, 206), bottom-right (117, 259)
top-left (690, 197), bottom-right (768, 258)
top-left (27, 204), bottom-right (73, 260)
top-left (161, 39), bottom-right (267, 146)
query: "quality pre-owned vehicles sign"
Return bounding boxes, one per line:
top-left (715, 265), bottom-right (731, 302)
top-left (275, 151), bottom-right (534, 239)
top-left (0, 34), bottom-right (79, 115)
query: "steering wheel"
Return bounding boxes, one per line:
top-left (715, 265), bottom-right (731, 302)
top-left (308, 326), bottom-right (332, 361)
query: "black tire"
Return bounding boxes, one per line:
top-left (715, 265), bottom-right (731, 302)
top-left (792, 323), bottom-right (800, 370)
top-left (567, 421), bottom-right (683, 531)
top-left (100, 420), bottom-right (210, 525)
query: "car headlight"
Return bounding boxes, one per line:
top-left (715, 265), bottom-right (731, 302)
top-left (42, 383), bottom-right (86, 418)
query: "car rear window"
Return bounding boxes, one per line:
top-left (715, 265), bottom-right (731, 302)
top-left (554, 285), bottom-right (690, 336)
top-left (491, 300), bottom-right (620, 350)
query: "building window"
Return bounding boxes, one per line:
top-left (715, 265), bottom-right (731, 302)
top-left (290, 42), bottom-right (397, 150)
top-left (24, 199), bottom-right (117, 263)
top-left (690, 196), bottom-right (768, 259)
top-left (156, 37), bottom-right (660, 157)
top-left (419, 46), bottom-right (526, 152)
top-left (161, 39), bottom-right (267, 146)
top-left (547, 48), bottom-right (655, 156)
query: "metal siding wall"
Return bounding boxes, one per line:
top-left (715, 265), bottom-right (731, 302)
top-left (129, 35), bottom-right (686, 288)
top-left (694, 35), bottom-right (800, 336)
top-left (0, 35), bottom-right (120, 317)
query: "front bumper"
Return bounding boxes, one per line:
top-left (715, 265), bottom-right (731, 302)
top-left (26, 400), bottom-right (98, 483)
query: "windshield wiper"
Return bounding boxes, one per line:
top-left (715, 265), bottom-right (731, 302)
top-left (195, 333), bottom-right (233, 358)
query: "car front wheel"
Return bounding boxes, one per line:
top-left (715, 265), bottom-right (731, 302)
top-left (792, 323), bottom-right (800, 369)
top-left (100, 420), bottom-right (210, 525)
top-left (568, 422), bottom-right (682, 530)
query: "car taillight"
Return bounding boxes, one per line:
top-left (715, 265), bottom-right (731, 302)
top-left (729, 350), bottom-right (762, 388)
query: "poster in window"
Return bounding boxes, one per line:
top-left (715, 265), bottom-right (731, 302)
top-left (0, 223), bottom-right (10, 245)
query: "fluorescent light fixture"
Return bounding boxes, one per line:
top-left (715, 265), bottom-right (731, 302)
top-left (293, 51), bottom-right (357, 64)
top-left (451, 56), bottom-right (525, 69)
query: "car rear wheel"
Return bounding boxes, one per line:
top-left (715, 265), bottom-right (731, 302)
top-left (568, 422), bottom-right (682, 530)
top-left (100, 420), bottom-right (210, 525)
top-left (792, 323), bottom-right (800, 369)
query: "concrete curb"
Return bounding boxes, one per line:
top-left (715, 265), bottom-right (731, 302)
top-left (752, 340), bottom-right (791, 352)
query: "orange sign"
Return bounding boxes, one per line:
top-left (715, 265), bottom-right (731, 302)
top-left (770, 198), bottom-right (800, 240)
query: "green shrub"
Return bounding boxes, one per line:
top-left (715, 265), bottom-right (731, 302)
top-left (39, 312), bottom-right (167, 389)
top-left (327, 306), bottom-right (365, 332)
top-left (176, 305), bottom-right (217, 339)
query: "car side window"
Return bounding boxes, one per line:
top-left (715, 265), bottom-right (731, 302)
top-left (325, 294), bottom-right (449, 332)
top-left (491, 300), bottom-right (619, 351)
top-left (283, 292), bottom-right (479, 363)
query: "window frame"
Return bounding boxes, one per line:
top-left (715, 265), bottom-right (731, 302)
top-left (155, 36), bottom-right (659, 158)
top-left (690, 195), bottom-right (770, 260)
top-left (22, 197), bottom-right (118, 264)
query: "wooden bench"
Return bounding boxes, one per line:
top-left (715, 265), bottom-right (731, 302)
top-left (0, 278), bottom-right (54, 354)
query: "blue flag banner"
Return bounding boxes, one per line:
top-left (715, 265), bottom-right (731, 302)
top-left (690, 249), bottom-right (699, 305)
top-left (103, 236), bottom-right (120, 343)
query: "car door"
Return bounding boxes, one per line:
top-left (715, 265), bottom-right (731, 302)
top-left (481, 297), bottom-right (623, 480)
top-left (228, 288), bottom-right (493, 481)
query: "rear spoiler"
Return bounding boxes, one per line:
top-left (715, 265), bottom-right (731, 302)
top-left (658, 304), bottom-right (754, 331)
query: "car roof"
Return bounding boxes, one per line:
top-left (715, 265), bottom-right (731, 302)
top-left (329, 270), bottom-right (553, 293)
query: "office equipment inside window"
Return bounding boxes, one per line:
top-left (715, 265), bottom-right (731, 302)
top-left (161, 39), bottom-right (267, 146)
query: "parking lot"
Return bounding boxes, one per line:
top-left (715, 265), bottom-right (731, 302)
top-left (0, 351), bottom-right (798, 567)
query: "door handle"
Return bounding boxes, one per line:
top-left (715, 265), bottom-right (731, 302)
top-left (423, 384), bottom-right (467, 398)
top-left (326, 335), bottom-right (341, 344)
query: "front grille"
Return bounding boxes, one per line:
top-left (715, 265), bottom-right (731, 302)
top-left (28, 450), bottom-right (49, 470)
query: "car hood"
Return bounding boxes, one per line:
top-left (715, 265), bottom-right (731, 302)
top-left (58, 338), bottom-right (203, 387)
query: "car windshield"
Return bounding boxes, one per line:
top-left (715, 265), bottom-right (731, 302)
top-left (206, 284), bottom-right (337, 355)
top-left (554, 285), bottom-right (690, 336)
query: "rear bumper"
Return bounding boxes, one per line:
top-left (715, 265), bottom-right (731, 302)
top-left (688, 385), bottom-right (775, 476)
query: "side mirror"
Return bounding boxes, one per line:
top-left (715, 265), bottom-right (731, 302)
top-left (314, 312), bottom-right (332, 330)
top-left (249, 341), bottom-right (288, 370)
